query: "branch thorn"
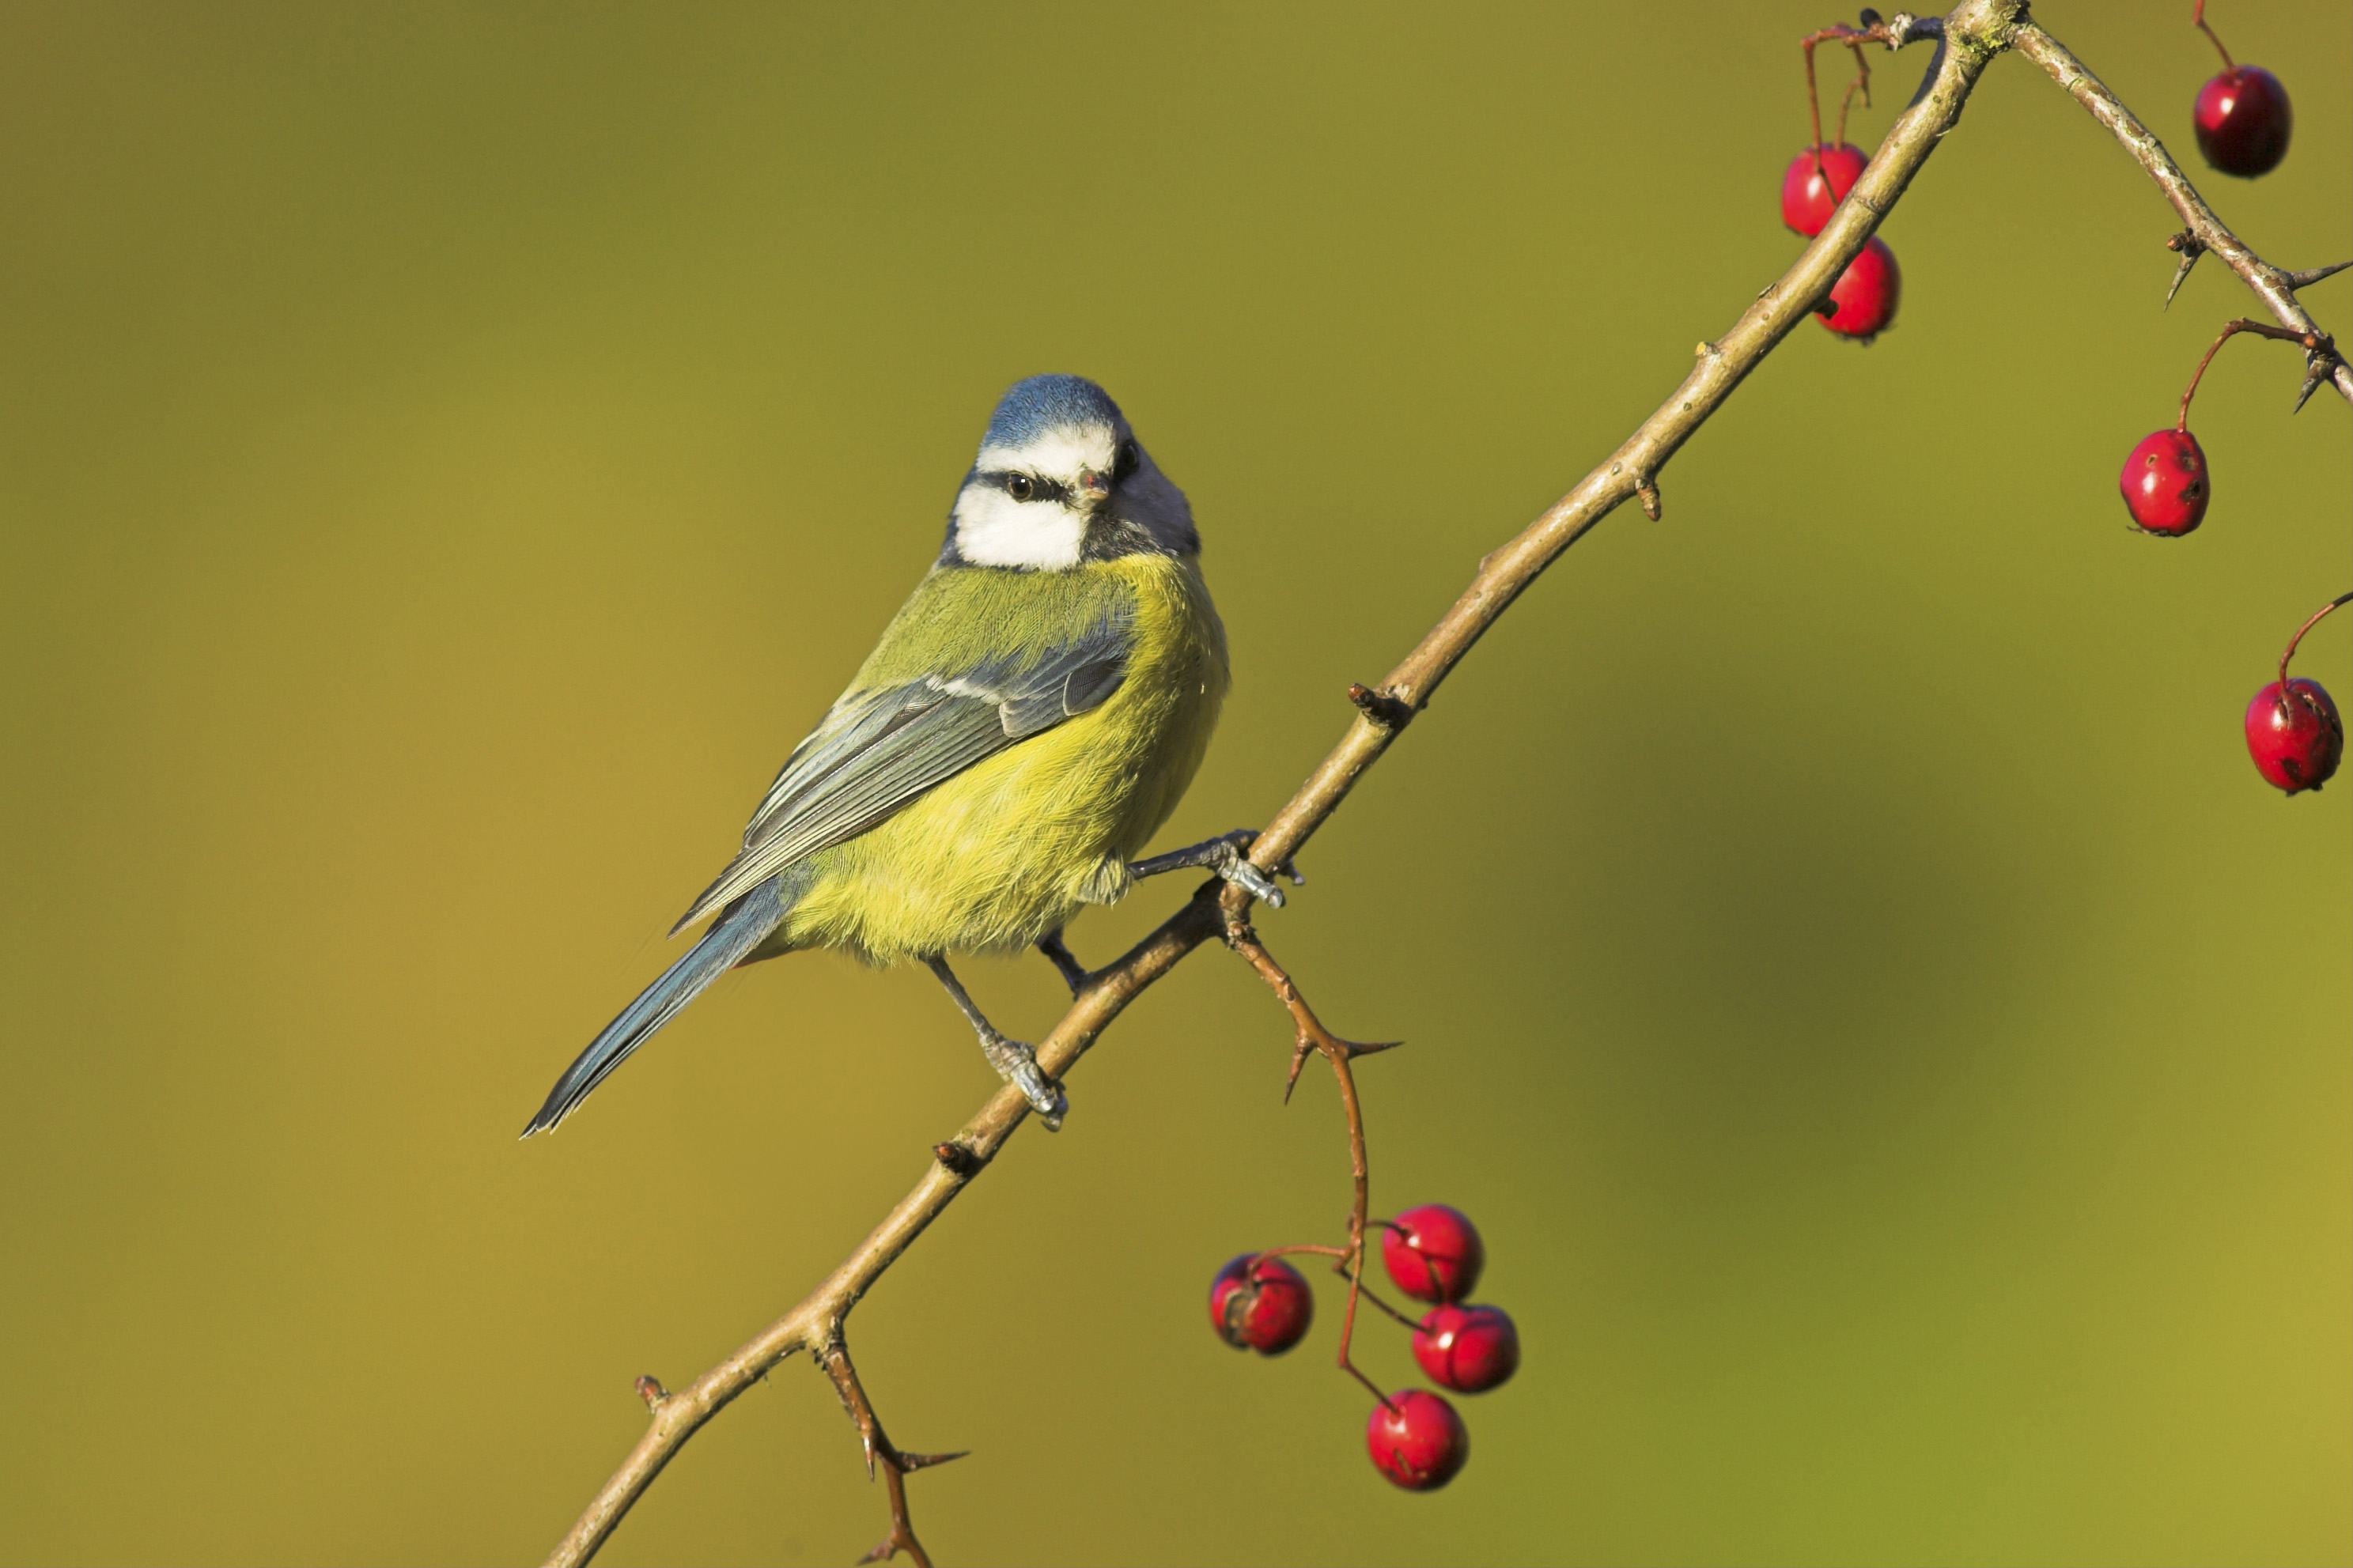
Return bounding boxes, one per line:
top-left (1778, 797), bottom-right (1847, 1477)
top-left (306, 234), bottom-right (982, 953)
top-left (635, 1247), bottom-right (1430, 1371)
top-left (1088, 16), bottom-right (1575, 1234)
top-left (1282, 1037), bottom-right (1315, 1104)
top-left (2281, 259), bottom-right (2352, 291)
top-left (2294, 353), bottom-right (2334, 414)
top-left (1277, 1032), bottom-right (1398, 1102)
top-left (896, 1449), bottom-right (970, 1472)
top-left (2163, 230), bottom-right (2205, 309)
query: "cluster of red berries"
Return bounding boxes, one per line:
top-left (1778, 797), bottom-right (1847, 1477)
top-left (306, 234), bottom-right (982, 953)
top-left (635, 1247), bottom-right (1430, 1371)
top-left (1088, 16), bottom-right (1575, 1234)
top-left (2105, 6), bottom-right (2339, 796)
top-left (1211, 1203), bottom-right (1518, 1493)
top-left (1780, 0), bottom-right (2294, 350)
top-left (2114, 6), bottom-right (2297, 536)
top-left (1780, 142), bottom-right (1897, 342)
top-left (1776, 10), bottom-right (1899, 342)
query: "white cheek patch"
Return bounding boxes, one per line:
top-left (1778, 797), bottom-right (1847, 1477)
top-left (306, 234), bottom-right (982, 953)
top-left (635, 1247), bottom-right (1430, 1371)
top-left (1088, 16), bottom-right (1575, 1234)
top-left (952, 484), bottom-right (1086, 569)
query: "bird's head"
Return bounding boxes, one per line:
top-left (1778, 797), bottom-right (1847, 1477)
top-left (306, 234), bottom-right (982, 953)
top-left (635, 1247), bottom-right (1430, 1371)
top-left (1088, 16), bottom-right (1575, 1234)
top-left (944, 374), bottom-right (1197, 570)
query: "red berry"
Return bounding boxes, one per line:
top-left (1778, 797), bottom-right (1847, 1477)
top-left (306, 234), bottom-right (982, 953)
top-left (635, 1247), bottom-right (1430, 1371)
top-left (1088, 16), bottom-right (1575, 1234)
top-left (1780, 142), bottom-right (1869, 237)
top-left (1380, 1205), bottom-right (1485, 1303)
top-left (1364, 1389), bottom-right (1470, 1491)
top-left (1412, 1303), bottom-right (1521, 1394)
top-left (1209, 1254), bottom-right (1313, 1355)
top-left (2117, 429), bottom-right (2209, 537)
top-left (2245, 679), bottom-right (2343, 795)
top-left (1818, 236), bottom-right (1900, 341)
top-left (2195, 66), bottom-right (2291, 177)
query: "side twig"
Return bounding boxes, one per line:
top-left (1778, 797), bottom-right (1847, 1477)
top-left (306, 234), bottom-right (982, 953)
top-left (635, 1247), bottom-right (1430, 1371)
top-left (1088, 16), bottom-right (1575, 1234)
top-left (1221, 913), bottom-right (1396, 1405)
top-left (2011, 22), bottom-right (2351, 407)
top-left (541, 7), bottom-right (2016, 1562)
top-left (819, 1340), bottom-right (967, 1568)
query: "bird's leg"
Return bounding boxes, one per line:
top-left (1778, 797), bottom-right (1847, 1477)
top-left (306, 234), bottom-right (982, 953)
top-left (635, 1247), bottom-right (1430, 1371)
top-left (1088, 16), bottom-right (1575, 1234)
top-left (1129, 829), bottom-right (1303, 908)
top-left (1036, 928), bottom-right (1091, 997)
top-left (925, 955), bottom-right (1065, 1131)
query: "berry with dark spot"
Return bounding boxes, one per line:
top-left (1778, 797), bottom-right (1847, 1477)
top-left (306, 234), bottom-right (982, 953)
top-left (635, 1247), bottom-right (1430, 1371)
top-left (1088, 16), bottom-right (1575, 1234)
top-left (2245, 679), bottom-right (2342, 795)
top-left (1819, 236), bottom-right (1901, 341)
top-left (2118, 429), bottom-right (2208, 536)
top-left (1365, 1389), bottom-right (1470, 1491)
top-left (1209, 1254), bottom-right (1314, 1355)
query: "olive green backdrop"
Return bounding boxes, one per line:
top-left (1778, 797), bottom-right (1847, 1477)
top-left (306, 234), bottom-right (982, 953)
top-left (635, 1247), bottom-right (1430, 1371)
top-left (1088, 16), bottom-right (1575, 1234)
top-left (2, 3), bottom-right (2347, 1563)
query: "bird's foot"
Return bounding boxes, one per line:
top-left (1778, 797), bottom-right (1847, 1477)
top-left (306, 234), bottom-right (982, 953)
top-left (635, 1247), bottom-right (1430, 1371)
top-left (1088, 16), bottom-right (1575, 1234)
top-left (1131, 828), bottom-right (1303, 908)
top-left (925, 952), bottom-right (1068, 1130)
top-left (980, 1030), bottom-right (1066, 1131)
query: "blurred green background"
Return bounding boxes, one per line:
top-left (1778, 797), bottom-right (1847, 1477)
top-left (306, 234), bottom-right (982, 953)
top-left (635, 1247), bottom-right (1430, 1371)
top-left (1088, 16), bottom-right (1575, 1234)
top-left (3, 2), bottom-right (2347, 1563)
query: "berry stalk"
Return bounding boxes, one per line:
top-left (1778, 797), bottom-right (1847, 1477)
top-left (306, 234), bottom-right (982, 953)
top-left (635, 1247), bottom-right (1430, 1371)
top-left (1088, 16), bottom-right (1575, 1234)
top-left (2277, 591), bottom-right (2352, 705)
top-left (2176, 317), bottom-right (2328, 431)
top-left (2192, 0), bottom-right (2235, 71)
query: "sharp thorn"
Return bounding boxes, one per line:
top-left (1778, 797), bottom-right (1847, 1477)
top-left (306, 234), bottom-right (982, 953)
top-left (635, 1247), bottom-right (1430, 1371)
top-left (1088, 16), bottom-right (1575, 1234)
top-left (2164, 257), bottom-right (2195, 309)
top-left (2283, 259), bottom-right (2353, 289)
top-left (857, 1540), bottom-right (894, 1565)
top-left (897, 1449), bottom-right (970, 1472)
top-left (1343, 1038), bottom-right (1405, 1059)
top-left (1281, 1041), bottom-right (1315, 1103)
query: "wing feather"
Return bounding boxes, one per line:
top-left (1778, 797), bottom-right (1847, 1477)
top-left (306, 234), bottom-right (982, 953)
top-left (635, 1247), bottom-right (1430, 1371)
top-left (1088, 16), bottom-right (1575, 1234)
top-left (668, 611), bottom-right (1132, 934)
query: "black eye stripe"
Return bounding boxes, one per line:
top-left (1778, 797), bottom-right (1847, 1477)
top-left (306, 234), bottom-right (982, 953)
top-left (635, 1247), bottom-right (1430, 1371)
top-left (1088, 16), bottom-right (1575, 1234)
top-left (984, 470), bottom-right (1070, 504)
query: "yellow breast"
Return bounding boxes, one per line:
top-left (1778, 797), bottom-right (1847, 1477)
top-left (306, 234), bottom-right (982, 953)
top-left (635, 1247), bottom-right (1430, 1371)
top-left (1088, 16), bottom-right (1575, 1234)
top-left (782, 554), bottom-right (1228, 964)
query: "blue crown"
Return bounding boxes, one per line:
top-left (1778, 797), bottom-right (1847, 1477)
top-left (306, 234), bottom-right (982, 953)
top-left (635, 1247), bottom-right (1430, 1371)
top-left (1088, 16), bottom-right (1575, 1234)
top-left (981, 374), bottom-right (1123, 451)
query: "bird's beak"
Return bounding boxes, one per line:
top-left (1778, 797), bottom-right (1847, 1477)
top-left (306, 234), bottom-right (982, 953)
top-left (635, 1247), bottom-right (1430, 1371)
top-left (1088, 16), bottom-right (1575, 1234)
top-left (1079, 468), bottom-right (1112, 503)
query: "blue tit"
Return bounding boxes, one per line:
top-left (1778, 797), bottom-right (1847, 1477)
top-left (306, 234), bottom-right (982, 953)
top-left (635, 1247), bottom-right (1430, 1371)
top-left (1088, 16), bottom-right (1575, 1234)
top-left (524, 375), bottom-right (1289, 1135)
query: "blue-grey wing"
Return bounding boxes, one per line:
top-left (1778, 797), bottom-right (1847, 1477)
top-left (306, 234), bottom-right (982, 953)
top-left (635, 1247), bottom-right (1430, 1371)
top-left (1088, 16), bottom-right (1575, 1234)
top-left (668, 614), bottom-right (1133, 934)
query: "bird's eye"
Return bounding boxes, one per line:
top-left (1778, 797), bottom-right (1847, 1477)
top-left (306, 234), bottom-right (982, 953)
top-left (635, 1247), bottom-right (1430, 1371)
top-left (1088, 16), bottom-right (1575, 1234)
top-left (1004, 474), bottom-right (1035, 501)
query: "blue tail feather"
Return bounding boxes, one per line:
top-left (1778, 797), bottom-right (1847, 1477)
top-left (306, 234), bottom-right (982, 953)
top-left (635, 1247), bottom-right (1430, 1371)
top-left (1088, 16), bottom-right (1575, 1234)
top-left (521, 877), bottom-right (790, 1136)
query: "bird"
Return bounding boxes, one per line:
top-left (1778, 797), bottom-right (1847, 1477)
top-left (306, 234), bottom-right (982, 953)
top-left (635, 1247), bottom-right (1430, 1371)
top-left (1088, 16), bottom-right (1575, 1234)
top-left (522, 374), bottom-right (1291, 1137)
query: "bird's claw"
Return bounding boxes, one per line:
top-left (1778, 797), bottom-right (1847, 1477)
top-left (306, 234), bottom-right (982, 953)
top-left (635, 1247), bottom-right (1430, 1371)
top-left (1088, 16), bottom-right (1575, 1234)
top-left (1211, 830), bottom-right (1301, 909)
top-left (1222, 856), bottom-right (1288, 907)
top-left (993, 1043), bottom-right (1066, 1131)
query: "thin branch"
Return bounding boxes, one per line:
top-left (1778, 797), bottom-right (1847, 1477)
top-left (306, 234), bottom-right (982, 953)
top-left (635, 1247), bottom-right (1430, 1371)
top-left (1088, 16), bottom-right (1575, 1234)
top-left (542, 7), bottom-right (2018, 1562)
top-left (2011, 22), bottom-right (2351, 407)
top-left (819, 1339), bottom-right (966, 1568)
top-left (1220, 910), bottom-right (1398, 1104)
top-left (1222, 915), bottom-right (1394, 1406)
